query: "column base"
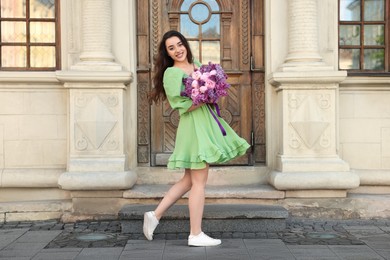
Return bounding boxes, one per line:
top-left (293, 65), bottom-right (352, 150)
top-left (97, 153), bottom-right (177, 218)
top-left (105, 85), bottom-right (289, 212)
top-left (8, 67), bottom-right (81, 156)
top-left (58, 171), bottom-right (137, 190)
top-left (276, 155), bottom-right (350, 172)
top-left (268, 171), bottom-right (360, 191)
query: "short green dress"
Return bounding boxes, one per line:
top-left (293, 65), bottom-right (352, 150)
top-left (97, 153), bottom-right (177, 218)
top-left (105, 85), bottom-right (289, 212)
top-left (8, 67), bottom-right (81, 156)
top-left (163, 62), bottom-right (250, 170)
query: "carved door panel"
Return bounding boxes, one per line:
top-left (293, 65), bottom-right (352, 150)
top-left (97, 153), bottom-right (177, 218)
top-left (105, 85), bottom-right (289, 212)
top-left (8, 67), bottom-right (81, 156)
top-left (136, 0), bottom-right (265, 166)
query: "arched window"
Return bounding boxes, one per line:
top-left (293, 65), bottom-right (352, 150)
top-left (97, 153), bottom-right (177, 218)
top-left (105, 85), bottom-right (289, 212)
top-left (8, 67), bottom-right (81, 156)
top-left (180, 0), bottom-right (221, 63)
top-left (0, 0), bottom-right (60, 71)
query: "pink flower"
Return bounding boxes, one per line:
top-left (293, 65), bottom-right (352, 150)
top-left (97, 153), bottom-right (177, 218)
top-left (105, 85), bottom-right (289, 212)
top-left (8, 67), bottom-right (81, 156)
top-left (191, 80), bottom-right (199, 88)
top-left (199, 86), bottom-right (208, 93)
top-left (191, 88), bottom-right (199, 98)
top-left (192, 70), bottom-right (202, 80)
top-left (210, 70), bottom-right (217, 75)
top-left (200, 72), bottom-right (210, 81)
top-left (205, 79), bottom-right (216, 89)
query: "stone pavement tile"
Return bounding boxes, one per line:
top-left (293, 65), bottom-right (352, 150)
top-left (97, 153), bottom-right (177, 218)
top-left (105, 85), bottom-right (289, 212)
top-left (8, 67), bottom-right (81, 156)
top-left (0, 229), bottom-right (29, 250)
top-left (0, 248), bottom-right (41, 258)
top-left (123, 239), bottom-right (166, 251)
top-left (120, 250), bottom-right (164, 260)
top-left (360, 234), bottom-right (390, 250)
top-left (287, 245), bottom-right (339, 259)
top-left (243, 239), bottom-right (295, 260)
top-left (205, 239), bottom-right (250, 260)
top-left (376, 249), bottom-right (390, 260)
top-left (329, 245), bottom-right (385, 260)
top-left (4, 242), bottom-right (48, 251)
top-left (15, 230), bottom-right (62, 243)
top-left (0, 257), bottom-right (30, 260)
top-left (75, 248), bottom-right (123, 260)
top-left (162, 240), bottom-right (206, 260)
top-left (32, 248), bottom-right (81, 260)
top-left (342, 226), bottom-right (385, 239)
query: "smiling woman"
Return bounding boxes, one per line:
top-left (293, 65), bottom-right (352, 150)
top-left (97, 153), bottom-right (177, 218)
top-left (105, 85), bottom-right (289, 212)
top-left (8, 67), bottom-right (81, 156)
top-left (0, 0), bottom-right (60, 70)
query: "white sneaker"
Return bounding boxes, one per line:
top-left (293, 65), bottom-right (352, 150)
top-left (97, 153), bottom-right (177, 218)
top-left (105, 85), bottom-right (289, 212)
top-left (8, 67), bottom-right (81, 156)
top-left (143, 211), bottom-right (159, 241)
top-left (188, 232), bottom-right (221, 247)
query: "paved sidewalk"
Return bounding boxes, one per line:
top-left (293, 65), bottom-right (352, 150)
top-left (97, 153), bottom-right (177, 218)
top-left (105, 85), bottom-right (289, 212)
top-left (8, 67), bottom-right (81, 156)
top-left (0, 218), bottom-right (389, 259)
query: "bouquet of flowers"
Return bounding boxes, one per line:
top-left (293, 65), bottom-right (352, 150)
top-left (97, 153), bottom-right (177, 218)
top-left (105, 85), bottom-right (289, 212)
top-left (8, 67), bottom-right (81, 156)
top-left (181, 62), bottom-right (230, 105)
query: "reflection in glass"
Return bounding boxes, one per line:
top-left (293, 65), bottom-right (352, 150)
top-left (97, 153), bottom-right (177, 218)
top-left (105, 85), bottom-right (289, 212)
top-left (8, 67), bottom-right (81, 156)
top-left (1, 0), bottom-right (26, 17)
top-left (189, 41), bottom-right (200, 61)
top-left (340, 0), bottom-right (360, 21)
top-left (364, 0), bottom-right (384, 21)
top-left (364, 49), bottom-right (384, 70)
top-left (31, 46), bottom-right (55, 67)
top-left (202, 41), bottom-right (220, 64)
top-left (339, 49), bottom-right (360, 69)
top-left (339, 25), bottom-right (360, 45)
top-left (364, 25), bottom-right (384, 46)
top-left (2, 46), bottom-right (27, 67)
top-left (181, 0), bottom-right (197, 11)
top-left (191, 3), bottom-right (209, 23)
top-left (202, 15), bottom-right (220, 38)
top-left (180, 15), bottom-right (199, 38)
top-left (30, 22), bottom-right (55, 43)
top-left (204, 0), bottom-right (219, 11)
top-left (30, 0), bottom-right (55, 18)
top-left (1, 21), bottom-right (26, 42)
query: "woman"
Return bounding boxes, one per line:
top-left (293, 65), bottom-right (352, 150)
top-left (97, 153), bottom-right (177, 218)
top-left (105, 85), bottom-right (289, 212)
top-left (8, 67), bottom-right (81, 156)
top-left (145, 30), bottom-right (250, 247)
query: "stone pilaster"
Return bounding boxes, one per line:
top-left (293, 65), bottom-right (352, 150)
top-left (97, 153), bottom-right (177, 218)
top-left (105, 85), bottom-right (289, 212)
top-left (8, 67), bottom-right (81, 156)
top-left (268, 0), bottom-right (359, 197)
top-left (71, 0), bottom-right (122, 71)
top-left (57, 0), bottom-right (136, 190)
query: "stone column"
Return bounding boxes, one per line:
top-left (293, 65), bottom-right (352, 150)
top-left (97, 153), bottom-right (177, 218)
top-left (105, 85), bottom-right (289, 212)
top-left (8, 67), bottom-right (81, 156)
top-left (56, 0), bottom-right (137, 191)
top-left (71, 0), bottom-right (122, 71)
top-left (268, 0), bottom-right (359, 197)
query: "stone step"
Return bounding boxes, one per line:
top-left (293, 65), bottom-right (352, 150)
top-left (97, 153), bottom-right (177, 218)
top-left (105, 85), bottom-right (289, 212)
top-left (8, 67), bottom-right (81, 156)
top-left (123, 184), bottom-right (285, 199)
top-left (119, 204), bottom-right (289, 234)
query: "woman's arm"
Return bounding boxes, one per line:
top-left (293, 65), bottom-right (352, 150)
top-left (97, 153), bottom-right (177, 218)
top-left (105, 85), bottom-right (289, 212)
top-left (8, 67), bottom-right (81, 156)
top-left (186, 102), bottom-right (204, 112)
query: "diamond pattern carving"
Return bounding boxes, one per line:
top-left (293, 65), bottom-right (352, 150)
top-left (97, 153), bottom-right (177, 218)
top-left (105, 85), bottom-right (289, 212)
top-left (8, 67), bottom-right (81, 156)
top-left (76, 96), bottom-right (117, 149)
top-left (290, 95), bottom-right (329, 148)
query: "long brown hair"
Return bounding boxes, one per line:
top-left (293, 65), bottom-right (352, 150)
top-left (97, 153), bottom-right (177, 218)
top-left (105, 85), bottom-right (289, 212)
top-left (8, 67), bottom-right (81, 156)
top-left (148, 30), bottom-right (194, 105)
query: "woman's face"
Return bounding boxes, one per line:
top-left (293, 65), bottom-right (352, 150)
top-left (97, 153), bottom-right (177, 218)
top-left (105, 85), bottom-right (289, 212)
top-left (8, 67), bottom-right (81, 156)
top-left (165, 36), bottom-right (187, 63)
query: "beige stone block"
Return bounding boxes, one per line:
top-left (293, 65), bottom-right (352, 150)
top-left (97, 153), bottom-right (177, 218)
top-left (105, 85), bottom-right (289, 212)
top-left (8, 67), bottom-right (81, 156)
top-left (23, 91), bottom-right (66, 115)
top-left (6, 212), bottom-right (63, 222)
top-left (20, 115), bottom-right (59, 139)
top-left (0, 213), bottom-right (4, 223)
top-left (339, 93), bottom-right (355, 119)
top-left (1, 169), bottom-right (64, 188)
top-left (349, 186), bottom-right (390, 194)
top-left (354, 170), bottom-right (390, 186)
top-left (0, 116), bottom-right (19, 140)
top-left (43, 140), bottom-right (67, 166)
top-left (341, 143), bottom-right (381, 169)
top-left (354, 93), bottom-right (390, 118)
top-left (286, 190), bottom-right (346, 198)
top-left (340, 118), bottom-right (382, 143)
top-left (0, 92), bottom-right (24, 114)
top-left (72, 197), bottom-right (127, 215)
top-left (0, 125), bottom-right (3, 169)
top-left (0, 188), bottom-right (71, 202)
top-left (381, 128), bottom-right (390, 157)
top-left (5, 140), bottom-right (43, 167)
top-left (57, 115), bottom-right (67, 139)
top-left (382, 157), bottom-right (390, 169)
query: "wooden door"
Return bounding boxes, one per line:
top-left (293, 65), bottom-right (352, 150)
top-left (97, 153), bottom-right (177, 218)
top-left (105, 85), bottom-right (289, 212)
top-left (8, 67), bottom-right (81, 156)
top-left (136, 0), bottom-right (265, 166)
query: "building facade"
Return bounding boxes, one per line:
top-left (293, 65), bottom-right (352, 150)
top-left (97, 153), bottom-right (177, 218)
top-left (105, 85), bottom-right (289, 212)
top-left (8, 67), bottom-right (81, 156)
top-left (0, 0), bottom-right (389, 222)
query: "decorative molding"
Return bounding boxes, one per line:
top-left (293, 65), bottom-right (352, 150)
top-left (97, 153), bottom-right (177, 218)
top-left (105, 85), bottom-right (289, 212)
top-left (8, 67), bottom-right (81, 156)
top-left (151, 0), bottom-right (161, 59)
top-left (241, 0), bottom-right (249, 64)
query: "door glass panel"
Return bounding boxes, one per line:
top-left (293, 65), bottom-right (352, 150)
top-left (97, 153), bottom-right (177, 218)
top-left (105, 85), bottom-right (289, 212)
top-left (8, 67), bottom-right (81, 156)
top-left (339, 49), bottom-right (360, 69)
top-left (202, 41), bottom-right (220, 63)
top-left (202, 14), bottom-right (220, 38)
top-left (189, 41), bottom-right (200, 60)
top-left (30, 0), bottom-right (55, 18)
top-left (1, 0), bottom-right (26, 17)
top-left (1, 21), bottom-right (26, 42)
top-left (364, 0), bottom-right (384, 21)
top-left (364, 25), bottom-right (384, 46)
top-left (30, 22), bottom-right (56, 43)
top-left (180, 14), bottom-right (199, 38)
top-left (1, 46), bottom-right (27, 67)
top-left (340, 0), bottom-right (360, 21)
top-left (363, 49), bottom-right (384, 70)
top-left (190, 3), bottom-right (210, 23)
top-left (339, 25), bottom-right (360, 45)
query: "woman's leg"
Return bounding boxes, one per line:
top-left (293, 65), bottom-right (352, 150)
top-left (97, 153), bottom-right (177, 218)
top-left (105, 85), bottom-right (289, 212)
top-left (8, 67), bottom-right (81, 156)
top-left (188, 164), bottom-right (209, 236)
top-left (154, 169), bottom-right (192, 220)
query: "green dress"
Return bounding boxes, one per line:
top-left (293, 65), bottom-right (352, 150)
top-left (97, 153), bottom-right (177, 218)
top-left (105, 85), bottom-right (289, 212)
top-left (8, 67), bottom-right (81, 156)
top-left (163, 62), bottom-right (250, 170)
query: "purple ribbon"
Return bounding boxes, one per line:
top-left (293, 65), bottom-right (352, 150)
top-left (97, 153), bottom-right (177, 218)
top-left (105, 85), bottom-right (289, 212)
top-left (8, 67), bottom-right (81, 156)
top-left (207, 104), bottom-right (226, 136)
